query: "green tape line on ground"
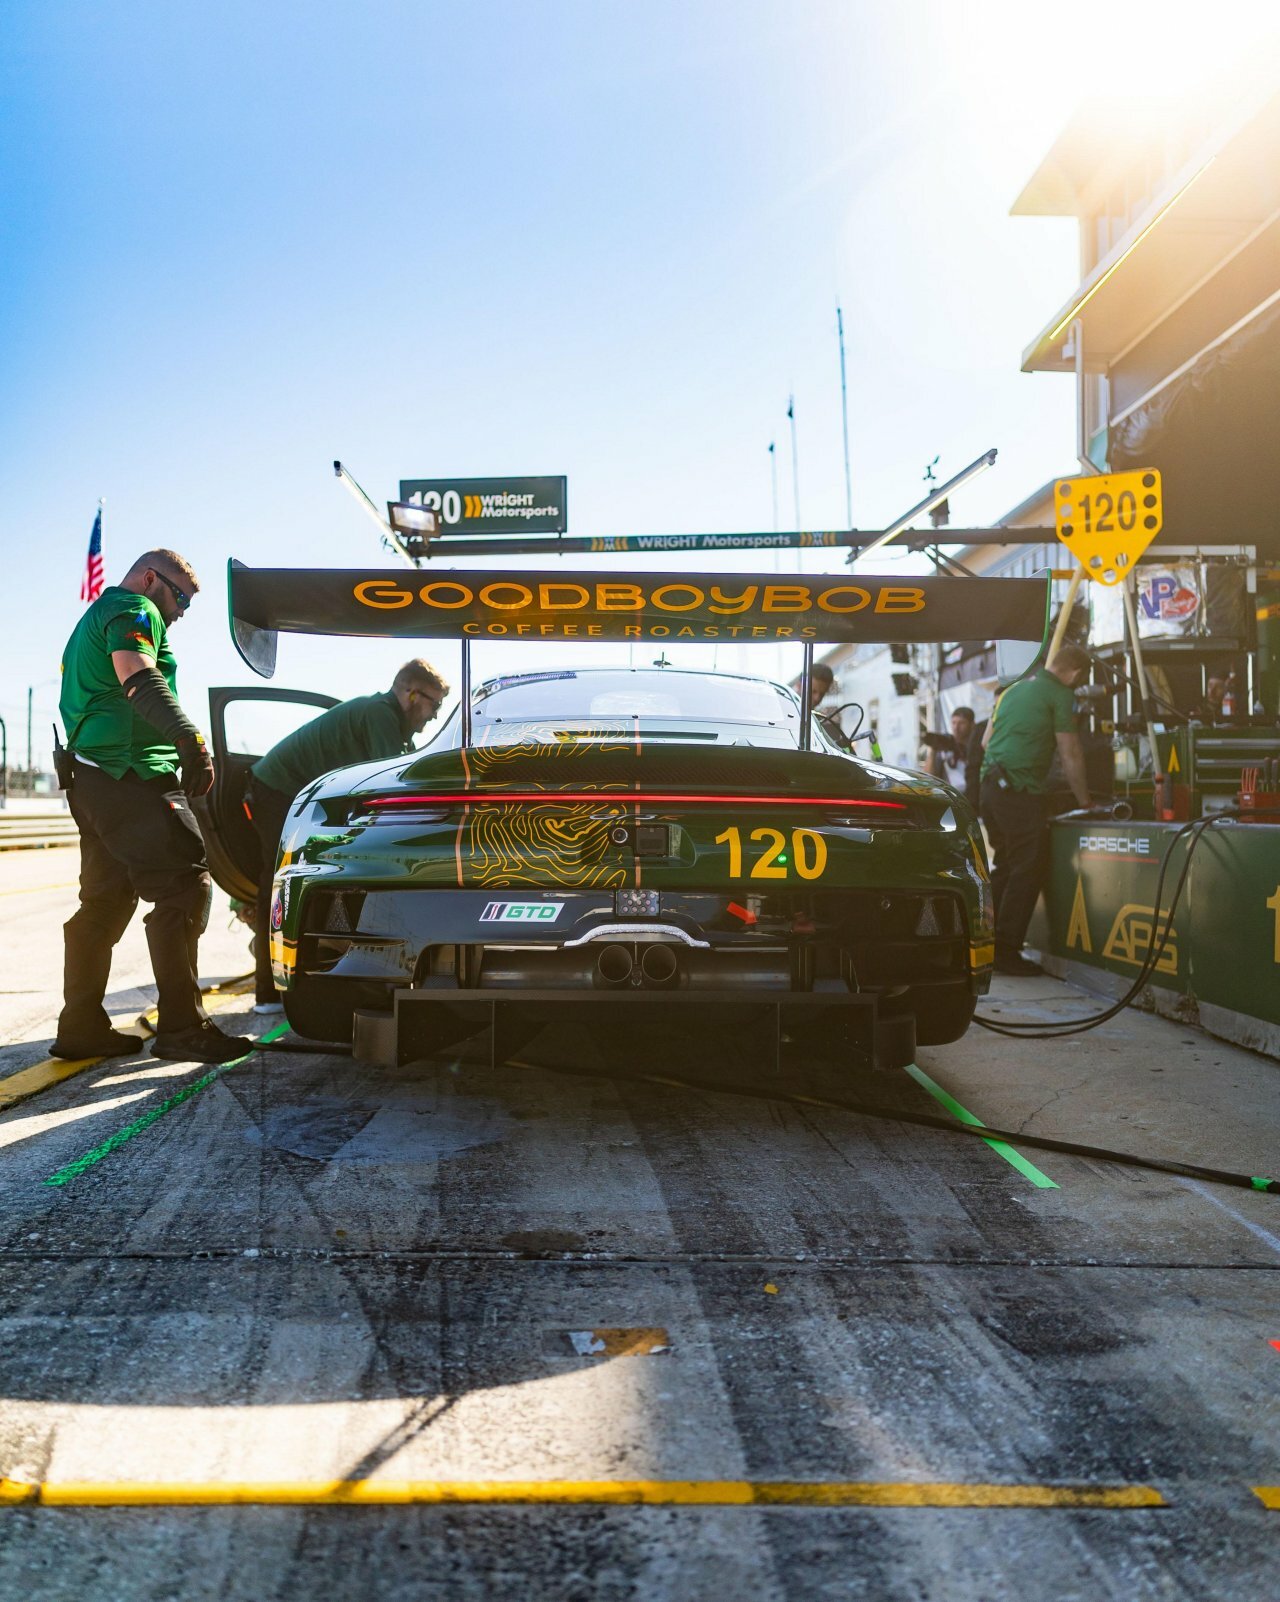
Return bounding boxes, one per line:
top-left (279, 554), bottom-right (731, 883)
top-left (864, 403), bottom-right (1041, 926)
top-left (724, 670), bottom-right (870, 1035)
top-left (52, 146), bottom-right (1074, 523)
top-left (901, 1062), bottom-right (1058, 1190)
top-left (43, 1023), bottom-right (291, 1188)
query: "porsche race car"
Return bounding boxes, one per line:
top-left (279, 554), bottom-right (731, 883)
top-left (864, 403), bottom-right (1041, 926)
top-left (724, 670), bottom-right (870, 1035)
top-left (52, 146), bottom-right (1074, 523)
top-left (205, 562), bottom-right (1049, 1071)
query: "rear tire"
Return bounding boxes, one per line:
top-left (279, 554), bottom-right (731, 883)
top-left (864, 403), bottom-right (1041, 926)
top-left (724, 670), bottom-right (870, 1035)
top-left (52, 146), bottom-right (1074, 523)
top-left (283, 977), bottom-right (387, 1045)
top-left (908, 983), bottom-right (977, 1046)
top-left (873, 1010), bottom-right (917, 1070)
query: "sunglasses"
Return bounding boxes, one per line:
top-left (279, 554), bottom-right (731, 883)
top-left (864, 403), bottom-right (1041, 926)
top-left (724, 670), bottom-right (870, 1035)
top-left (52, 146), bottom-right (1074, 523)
top-left (152, 571), bottom-right (192, 611)
top-left (410, 688), bottom-right (444, 715)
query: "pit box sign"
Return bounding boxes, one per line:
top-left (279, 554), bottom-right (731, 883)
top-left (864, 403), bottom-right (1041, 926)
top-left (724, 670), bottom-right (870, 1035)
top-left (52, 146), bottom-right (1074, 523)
top-left (398, 476), bottom-right (568, 536)
top-left (1053, 468), bottom-right (1162, 585)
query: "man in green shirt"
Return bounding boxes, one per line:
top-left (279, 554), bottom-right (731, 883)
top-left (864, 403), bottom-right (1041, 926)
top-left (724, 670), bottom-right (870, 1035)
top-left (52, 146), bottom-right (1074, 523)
top-left (247, 659), bottom-right (449, 1009)
top-left (55, 550), bottom-right (253, 1063)
top-left (979, 643), bottom-right (1091, 976)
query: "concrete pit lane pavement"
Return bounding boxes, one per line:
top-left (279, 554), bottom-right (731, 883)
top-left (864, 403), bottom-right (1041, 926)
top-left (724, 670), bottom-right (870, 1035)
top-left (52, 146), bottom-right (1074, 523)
top-left (0, 849), bottom-right (1277, 1600)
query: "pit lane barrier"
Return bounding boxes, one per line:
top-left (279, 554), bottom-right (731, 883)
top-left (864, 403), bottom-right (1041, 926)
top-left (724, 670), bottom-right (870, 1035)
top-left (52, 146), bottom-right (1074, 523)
top-left (0, 814), bottom-right (78, 851)
top-left (975, 805), bottom-right (1280, 1041)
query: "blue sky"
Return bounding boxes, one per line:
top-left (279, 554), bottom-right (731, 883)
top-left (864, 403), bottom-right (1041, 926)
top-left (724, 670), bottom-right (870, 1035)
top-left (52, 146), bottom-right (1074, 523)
top-left (2, 1), bottom-right (1270, 763)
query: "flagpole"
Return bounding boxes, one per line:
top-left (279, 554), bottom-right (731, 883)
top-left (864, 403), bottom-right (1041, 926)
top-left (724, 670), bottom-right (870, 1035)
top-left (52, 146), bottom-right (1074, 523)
top-left (768, 442), bottom-right (779, 533)
top-left (837, 306), bottom-right (852, 529)
top-left (787, 395), bottom-right (801, 531)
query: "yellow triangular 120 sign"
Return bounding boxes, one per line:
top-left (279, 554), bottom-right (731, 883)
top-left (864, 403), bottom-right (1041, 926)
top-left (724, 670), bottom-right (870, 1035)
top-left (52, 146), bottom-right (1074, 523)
top-left (1054, 469), bottom-right (1162, 585)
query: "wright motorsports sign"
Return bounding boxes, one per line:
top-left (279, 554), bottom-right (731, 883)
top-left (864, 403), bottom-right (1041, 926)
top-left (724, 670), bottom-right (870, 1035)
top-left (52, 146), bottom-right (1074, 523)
top-left (398, 476), bottom-right (568, 536)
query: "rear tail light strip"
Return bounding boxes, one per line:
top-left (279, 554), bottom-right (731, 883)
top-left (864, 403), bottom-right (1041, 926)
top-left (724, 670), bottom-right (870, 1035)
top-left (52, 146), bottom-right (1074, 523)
top-left (357, 791), bottom-right (907, 812)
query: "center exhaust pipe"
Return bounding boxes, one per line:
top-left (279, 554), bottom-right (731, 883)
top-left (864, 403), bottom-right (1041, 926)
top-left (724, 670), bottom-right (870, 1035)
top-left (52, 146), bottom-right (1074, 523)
top-left (596, 944), bottom-right (634, 987)
top-left (639, 944), bottom-right (679, 988)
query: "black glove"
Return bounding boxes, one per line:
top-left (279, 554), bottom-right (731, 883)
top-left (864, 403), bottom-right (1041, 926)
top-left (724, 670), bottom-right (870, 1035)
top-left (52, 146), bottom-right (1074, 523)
top-left (177, 735), bottom-right (215, 798)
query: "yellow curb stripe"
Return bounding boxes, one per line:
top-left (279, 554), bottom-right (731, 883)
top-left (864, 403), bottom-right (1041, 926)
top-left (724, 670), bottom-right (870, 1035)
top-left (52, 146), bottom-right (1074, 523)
top-left (1253, 1486), bottom-right (1280, 1509)
top-left (0, 1057), bottom-right (101, 1112)
top-left (0, 978), bottom-right (258, 1114)
top-left (0, 1478), bottom-right (1166, 1508)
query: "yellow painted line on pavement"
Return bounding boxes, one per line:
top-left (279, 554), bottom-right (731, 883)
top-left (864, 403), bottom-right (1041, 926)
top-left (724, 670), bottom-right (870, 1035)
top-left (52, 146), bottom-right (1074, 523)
top-left (0, 1478), bottom-right (1166, 1508)
top-left (0, 1056), bottom-right (101, 1111)
top-left (1253, 1486), bottom-right (1280, 1508)
top-left (0, 979), bottom-right (258, 1114)
top-left (0, 880), bottom-right (79, 897)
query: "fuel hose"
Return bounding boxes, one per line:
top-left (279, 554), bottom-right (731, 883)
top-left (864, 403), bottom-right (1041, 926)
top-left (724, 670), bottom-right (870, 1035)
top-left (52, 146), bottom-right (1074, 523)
top-left (250, 1019), bottom-right (1277, 1195)
top-left (247, 809), bottom-right (1280, 1197)
top-left (227, 1030), bottom-right (1280, 1196)
top-left (502, 1053), bottom-right (1278, 1196)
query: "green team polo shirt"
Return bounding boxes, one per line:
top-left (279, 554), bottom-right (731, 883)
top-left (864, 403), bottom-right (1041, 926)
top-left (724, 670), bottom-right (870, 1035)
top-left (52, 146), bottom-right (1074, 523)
top-left (60, 587), bottom-right (181, 780)
top-left (251, 692), bottom-right (411, 801)
top-left (981, 668), bottom-right (1078, 794)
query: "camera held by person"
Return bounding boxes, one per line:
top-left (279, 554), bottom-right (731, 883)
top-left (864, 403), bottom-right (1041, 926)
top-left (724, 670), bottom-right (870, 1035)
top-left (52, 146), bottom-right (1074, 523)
top-left (923, 706), bottom-right (979, 807)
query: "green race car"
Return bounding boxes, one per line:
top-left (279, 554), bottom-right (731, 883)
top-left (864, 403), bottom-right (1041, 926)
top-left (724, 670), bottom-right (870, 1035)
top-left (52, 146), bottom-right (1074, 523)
top-left (206, 562), bottom-right (1048, 1070)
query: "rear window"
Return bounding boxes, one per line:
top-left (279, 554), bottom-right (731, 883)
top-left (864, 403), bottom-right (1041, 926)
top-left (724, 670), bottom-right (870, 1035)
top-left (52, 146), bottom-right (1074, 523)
top-left (473, 670), bottom-right (797, 727)
top-left (222, 698), bottom-right (331, 758)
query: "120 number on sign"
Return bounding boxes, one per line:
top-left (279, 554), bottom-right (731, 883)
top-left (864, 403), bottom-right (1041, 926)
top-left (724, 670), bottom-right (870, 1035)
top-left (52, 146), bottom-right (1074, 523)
top-left (1053, 468), bottom-right (1163, 585)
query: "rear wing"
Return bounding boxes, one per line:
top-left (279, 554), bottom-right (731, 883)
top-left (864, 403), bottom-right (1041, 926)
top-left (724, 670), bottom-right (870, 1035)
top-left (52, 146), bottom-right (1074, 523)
top-left (227, 560), bottom-right (1050, 677)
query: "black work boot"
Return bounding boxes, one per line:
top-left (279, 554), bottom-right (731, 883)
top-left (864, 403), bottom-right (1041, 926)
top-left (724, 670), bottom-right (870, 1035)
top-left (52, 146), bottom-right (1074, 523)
top-left (151, 1019), bottom-right (256, 1064)
top-left (50, 1027), bottom-right (145, 1061)
top-left (993, 952), bottom-right (1044, 977)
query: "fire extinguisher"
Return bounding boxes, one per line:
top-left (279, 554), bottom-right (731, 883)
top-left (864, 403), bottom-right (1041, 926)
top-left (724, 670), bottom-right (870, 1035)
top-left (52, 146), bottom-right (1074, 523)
top-left (1221, 674), bottom-right (1238, 720)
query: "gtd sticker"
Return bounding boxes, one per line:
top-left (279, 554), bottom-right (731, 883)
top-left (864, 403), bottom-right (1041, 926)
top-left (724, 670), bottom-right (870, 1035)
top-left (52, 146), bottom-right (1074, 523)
top-left (480, 901), bottom-right (564, 923)
top-left (270, 893), bottom-right (284, 930)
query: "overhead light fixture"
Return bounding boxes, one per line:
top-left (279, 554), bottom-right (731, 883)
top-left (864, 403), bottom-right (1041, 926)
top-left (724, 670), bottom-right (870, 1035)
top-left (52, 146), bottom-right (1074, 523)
top-left (334, 460), bottom-right (421, 565)
top-left (388, 502), bottom-right (439, 539)
top-left (850, 448), bottom-right (997, 564)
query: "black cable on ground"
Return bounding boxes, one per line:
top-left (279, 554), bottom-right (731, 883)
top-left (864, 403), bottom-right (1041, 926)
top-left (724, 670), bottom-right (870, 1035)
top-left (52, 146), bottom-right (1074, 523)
top-left (503, 1053), bottom-right (1278, 1195)
top-left (975, 807), bottom-right (1280, 1040)
top-left (244, 807), bottom-right (1280, 1193)
top-left (255, 1037), bottom-right (352, 1055)
top-left (248, 1027), bottom-right (1275, 1194)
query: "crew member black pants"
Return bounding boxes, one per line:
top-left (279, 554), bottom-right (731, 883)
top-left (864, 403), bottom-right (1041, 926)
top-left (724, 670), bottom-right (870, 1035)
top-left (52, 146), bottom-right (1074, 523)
top-left (247, 777), bottom-right (294, 1005)
top-left (60, 760), bottom-right (212, 1041)
top-left (979, 777), bottom-right (1050, 961)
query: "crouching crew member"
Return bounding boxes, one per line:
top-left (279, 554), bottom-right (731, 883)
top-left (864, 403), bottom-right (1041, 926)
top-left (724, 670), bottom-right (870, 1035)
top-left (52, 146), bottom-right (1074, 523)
top-left (979, 643), bottom-right (1091, 977)
top-left (246, 659), bottom-right (449, 1012)
top-left (54, 550), bottom-right (254, 1064)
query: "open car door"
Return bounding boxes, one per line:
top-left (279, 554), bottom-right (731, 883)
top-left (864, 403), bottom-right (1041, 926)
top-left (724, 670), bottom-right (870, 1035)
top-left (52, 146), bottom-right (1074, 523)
top-left (196, 686), bottom-right (339, 903)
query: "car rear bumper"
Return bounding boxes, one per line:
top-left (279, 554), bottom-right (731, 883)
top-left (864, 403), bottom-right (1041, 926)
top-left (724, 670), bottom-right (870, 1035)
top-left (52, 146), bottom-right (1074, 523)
top-left (276, 883), bottom-right (988, 996)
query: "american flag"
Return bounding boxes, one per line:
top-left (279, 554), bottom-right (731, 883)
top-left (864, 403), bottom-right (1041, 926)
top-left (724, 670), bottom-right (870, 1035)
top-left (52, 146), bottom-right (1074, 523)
top-left (80, 507), bottom-right (104, 602)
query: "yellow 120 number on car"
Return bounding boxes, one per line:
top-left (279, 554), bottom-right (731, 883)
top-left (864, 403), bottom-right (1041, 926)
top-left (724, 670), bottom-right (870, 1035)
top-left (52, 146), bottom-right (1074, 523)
top-left (713, 825), bottom-right (828, 880)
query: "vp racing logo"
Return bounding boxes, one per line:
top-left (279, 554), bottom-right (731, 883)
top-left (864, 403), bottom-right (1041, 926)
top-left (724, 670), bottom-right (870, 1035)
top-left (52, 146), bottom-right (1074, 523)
top-left (480, 901), bottom-right (564, 924)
